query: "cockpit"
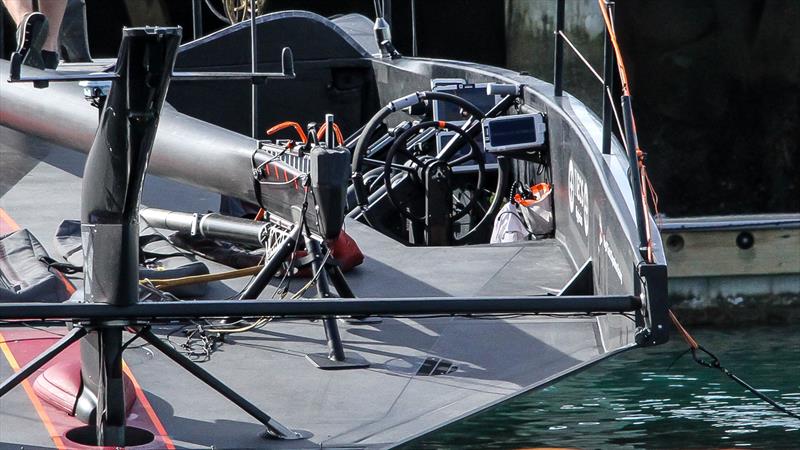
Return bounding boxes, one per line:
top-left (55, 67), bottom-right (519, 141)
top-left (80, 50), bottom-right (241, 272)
top-left (166, 12), bottom-right (553, 247)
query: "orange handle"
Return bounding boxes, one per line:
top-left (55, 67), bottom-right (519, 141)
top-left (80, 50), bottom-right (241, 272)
top-left (266, 121), bottom-right (307, 144)
top-left (316, 122), bottom-right (344, 146)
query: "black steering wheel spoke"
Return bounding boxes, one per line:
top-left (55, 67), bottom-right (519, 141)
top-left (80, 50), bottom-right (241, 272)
top-left (362, 157), bottom-right (386, 167)
top-left (449, 153), bottom-right (475, 166)
top-left (394, 147), bottom-right (426, 167)
top-left (351, 90), bottom-right (509, 246)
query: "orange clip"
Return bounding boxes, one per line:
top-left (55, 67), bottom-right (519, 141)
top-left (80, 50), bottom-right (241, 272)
top-left (266, 121), bottom-right (308, 144)
top-left (514, 183), bottom-right (551, 207)
top-left (316, 122), bottom-right (345, 146)
top-left (254, 208), bottom-right (266, 221)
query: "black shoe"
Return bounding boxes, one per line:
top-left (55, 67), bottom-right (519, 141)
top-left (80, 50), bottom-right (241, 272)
top-left (42, 50), bottom-right (60, 70)
top-left (15, 12), bottom-right (49, 70)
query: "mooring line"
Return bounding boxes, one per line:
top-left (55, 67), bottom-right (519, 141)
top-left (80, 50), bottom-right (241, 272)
top-left (669, 310), bottom-right (800, 421)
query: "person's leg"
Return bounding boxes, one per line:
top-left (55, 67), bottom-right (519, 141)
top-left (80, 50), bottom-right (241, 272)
top-left (38, 0), bottom-right (66, 52)
top-left (1, 0), bottom-right (33, 24)
top-left (10, 10), bottom-right (48, 69)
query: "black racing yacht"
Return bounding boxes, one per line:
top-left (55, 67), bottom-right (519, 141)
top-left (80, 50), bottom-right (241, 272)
top-left (0, 1), bottom-right (668, 448)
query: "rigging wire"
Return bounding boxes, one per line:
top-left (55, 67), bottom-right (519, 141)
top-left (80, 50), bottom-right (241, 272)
top-left (554, 29), bottom-right (628, 150)
top-left (373, 0), bottom-right (384, 19)
top-left (598, 0), bottom-right (799, 422)
top-left (557, 31), bottom-right (603, 84)
top-left (598, 0), bottom-right (653, 261)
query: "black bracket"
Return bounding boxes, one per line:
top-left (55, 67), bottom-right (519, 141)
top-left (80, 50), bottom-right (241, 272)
top-left (301, 232), bottom-right (370, 370)
top-left (424, 160), bottom-right (452, 245)
top-left (634, 263), bottom-right (670, 346)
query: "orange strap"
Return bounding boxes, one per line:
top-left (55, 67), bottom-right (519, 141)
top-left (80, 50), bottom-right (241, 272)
top-left (266, 121), bottom-right (307, 144)
top-left (669, 310), bottom-right (699, 350)
top-left (316, 122), bottom-right (345, 145)
top-left (598, 0), bottom-right (630, 96)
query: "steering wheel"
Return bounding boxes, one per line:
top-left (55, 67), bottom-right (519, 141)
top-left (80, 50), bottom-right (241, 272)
top-left (352, 91), bottom-right (510, 245)
top-left (382, 120), bottom-right (485, 224)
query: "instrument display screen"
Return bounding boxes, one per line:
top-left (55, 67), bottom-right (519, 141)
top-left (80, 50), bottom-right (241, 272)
top-left (483, 113), bottom-right (546, 153)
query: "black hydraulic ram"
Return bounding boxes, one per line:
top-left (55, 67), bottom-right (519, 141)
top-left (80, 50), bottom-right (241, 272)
top-left (0, 295), bottom-right (641, 321)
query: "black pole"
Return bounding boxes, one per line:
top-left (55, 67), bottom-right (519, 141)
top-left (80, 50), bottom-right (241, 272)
top-left (601, 28), bottom-right (614, 155)
top-left (238, 225), bottom-right (301, 299)
top-left (553, 0), bottom-right (565, 97)
top-left (191, 0), bottom-right (203, 40)
top-left (383, 0), bottom-right (392, 26)
top-left (0, 295), bottom-right (642, 320)
top-left (250, 0), bottom-right (259, 139)
top-left (0, 7), bottom-right (5, 60)
top-left (410, 0), bottom-right (418, 56)
top-left (138, 327), bottom-right (299, 439)
top-left (327, 265), bottom-right (356, 299)
top-left (621, 95), bottom-right (648, 257)
top-left (324, 113), bottom-right (335, 148)
top-left (303, 235), bottom-right (347, 362)
top-left (77, 27), bottom-right (182, 445)
top-left (94, 326), bottom-right (127, 447)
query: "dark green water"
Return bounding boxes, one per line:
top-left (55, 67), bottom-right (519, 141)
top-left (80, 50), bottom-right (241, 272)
top-left (402, 326), bottom-right (800, 449)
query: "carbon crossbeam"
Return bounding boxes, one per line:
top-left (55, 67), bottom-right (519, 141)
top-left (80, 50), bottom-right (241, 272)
top-left (0, 295), bottom-right (640, 321)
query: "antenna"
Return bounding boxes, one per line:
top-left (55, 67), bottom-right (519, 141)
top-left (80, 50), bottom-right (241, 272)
top-left (553, 0), bottom-right (565, 96)
top-left (411, 0), bottom-right (418, 56)
top-left (373, 0), bottom-right (400, 59)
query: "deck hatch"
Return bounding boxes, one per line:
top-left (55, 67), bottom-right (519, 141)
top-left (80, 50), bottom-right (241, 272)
top-left (416, 357), bottom-right (458, 376)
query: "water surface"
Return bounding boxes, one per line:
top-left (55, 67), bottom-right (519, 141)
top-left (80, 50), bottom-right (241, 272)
top-left (402, 326), bottom-right (799, 449)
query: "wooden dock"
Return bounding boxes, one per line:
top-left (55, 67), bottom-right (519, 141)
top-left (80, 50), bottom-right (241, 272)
top-left (659, 214), bottom-right (800, 324)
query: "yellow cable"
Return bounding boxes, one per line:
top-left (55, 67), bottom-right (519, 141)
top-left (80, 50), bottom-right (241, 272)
top-left (143, 265), bottom-right (264, 289)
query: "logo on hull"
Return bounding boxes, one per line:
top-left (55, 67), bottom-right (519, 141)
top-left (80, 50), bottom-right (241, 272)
top-left (568, 159), bottom-right (589, 237)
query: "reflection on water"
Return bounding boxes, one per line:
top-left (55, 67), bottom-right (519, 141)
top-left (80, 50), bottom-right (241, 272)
top-left (402, 326), bottom-right (799, 449)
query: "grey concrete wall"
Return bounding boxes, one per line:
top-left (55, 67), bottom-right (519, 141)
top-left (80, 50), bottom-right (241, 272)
top-left (669, 275), bottom-right (800, 325)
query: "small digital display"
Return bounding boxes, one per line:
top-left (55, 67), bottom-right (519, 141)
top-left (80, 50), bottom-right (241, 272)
top-left (487, 116), bottom-right (537, 147)
top-left (483, 113), bottom-right (546, 153)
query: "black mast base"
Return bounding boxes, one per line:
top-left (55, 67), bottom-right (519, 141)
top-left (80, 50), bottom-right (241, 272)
top-left (306, 352), bottom-right (370, 370)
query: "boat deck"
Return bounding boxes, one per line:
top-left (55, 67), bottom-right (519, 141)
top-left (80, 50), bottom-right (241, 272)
top-left (344, 219), bottom-right (574, 298)
top-left (0, 126), bottom-right (626, 449)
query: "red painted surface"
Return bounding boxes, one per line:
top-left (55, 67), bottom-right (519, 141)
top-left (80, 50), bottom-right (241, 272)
top-left (0, 323), bottom-right (175, 449)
